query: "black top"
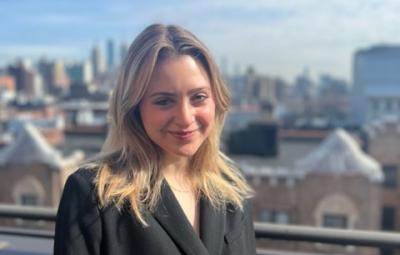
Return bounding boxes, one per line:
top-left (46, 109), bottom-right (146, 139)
top-left (54, 168), bottom-right (256, 255)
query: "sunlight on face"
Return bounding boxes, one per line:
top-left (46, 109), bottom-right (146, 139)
top-left (139, 55), bottom-right (216, 161)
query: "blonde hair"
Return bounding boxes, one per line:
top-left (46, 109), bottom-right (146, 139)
top-left (94, 24), bottom-right (253, 225)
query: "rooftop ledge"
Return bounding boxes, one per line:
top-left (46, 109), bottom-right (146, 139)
top-left (1, 204), bottom-right (400, 254)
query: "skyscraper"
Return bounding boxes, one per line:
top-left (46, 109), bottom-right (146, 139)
top-left (8, 62), bottom-right (27, 92)
top-left (66, 61), bottom-right (93, 84)
top-left (107, 39), bottom-right (115, 70)
top-left (38, 59), bottom-right (69, 95)
top-left (53, 60), bottom-right (70, 92)
top-left (7, 60), bottom-right (41, 97)
top-left (352, 45), bottom-right (400, 125)
top-left (91, 44), bottom-right (106, 78)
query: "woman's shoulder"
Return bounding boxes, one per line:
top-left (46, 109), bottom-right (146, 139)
top-left (55, 166), bottom-right (103, 251)
top-left (62, 165), bottom-right (100, 205)
top-left (72, 164), bottom-right (98, 181)
top-left (68, 165), bottom-right (98, 186)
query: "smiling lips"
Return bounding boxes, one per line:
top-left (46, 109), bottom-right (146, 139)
top-left (168, 129), bottom-right (198, 140)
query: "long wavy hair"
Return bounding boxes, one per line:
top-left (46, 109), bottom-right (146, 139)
top-left (93, 24), bottom-right (253, 225)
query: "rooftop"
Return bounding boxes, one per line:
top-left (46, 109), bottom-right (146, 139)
top-left (0, 123), bottom-right (84, 168)
top-left (296, 129), bottom-right (383, 182)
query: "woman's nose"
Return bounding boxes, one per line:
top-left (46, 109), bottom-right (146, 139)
top-left (175, 100), bottom-right (195, 127)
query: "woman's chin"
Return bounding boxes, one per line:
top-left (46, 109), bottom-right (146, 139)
top-left (175, 150), bottom-right (196, 158)
top-left (163, 149), bottom-right (198, 161)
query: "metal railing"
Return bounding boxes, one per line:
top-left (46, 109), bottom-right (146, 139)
top-left (0, 204), bottom-right (56, 221)
top-left (255, 222), bottom-right (400, 249)
top-left (1, 204), bottom-right (400, 249)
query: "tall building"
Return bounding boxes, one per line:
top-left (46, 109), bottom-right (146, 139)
top-left (242, 67), bottom-right (277, 121)
top-left (38, 59), bottom-right (52, 93)
top-left (352, 45), bottom-right (400, 125)
top-left (243, 67), bottom-right (277, 104)
top-left (31, 72), bottom-right (44, 98)
top-left (53, 60), bottom-right (70, 92)
top-left (294, 68), bottom-right (315, 100)
top-left (91, 44), bottom-right (106, 78)
top-left (66, 61), bottom-right (93, 84)
top-left (0, 75), bottom-right (16, 100)
top-left (7, 61), bottom-right (42, 98)
top-left (8, 61), bottom-right (29, 92)
top-left (38, 59), bottom-right (69, 95)
top-left (106, 39), bottom-right (115, 70)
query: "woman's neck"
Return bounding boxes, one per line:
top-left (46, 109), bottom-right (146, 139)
top-left (162, 155), bottom-right (200, 235)
top-left (162, 156), bottom-right (195, 192)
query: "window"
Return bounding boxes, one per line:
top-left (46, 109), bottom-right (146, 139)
top-left (260, 209), bottom-right (289, 224)
top-left (275, 211), bottom-right (289, 224)
top-left (385, 98), bottom-right (393, 111)
top-left (323, 214), bottom-right (347, 228)
top-left (379, 100), bottom-right (386, 111)
top-left (20, 194), bottom-right (38, 206)
top-left (381, 206), bottom-right (396, 231)
top-left (383, 165), bottom-right (398, 189)
top-left (277, 177), bottom-right (286, 185)
top-left (370, 98), bottom-right (379, 112)
top-left (260, 209), bottom-right (270, 222)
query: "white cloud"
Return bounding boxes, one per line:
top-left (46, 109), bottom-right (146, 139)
top-left (166, 0), bottom-right (400, 82)
top-left (3, 0), bottom-right (400, 82)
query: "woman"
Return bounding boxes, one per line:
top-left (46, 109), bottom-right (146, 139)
top-left (54, 24), bottom-right (256, 255)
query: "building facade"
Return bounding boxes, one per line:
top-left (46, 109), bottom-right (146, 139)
top-left (0, 123), bottom-right (83, 208)
top-left (365, 119), bottom-right (400, 255)
top-left (241, 129), bottom-right (382, 255)
top-left (352, 46), bottom-right (400, 125)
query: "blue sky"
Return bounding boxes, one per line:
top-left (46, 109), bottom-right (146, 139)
top-left (1, 0), bottom-right (400, 83)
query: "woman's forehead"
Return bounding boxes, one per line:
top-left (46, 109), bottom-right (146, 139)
top-left (145, 55), bottom-right (211, 94)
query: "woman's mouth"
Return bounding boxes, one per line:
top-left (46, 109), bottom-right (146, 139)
top-left (168, 129), bottom-right (197, 140)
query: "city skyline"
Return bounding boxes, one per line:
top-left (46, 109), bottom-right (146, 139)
top-left (1, 0), bottom-right (400, 83)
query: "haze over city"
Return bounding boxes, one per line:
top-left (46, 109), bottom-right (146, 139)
top-left (1, 1), bottom-right (400, 255)
top-left (2, 0), bottom-right (400, 82)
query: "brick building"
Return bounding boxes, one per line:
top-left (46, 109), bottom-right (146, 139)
top-left (365, 119), bottom-right (400, 255)
top-left (0, 123), bottom-right (83, 207)
top-left (239, 129), bottom-right (382, 255)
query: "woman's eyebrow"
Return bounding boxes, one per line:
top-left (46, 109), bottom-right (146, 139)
top-left (148, 92), bottom-right (176, 98)
top-left (149, 87), bottom-right (211, 98)
top-left (188, 87), bottom-right (211, 94)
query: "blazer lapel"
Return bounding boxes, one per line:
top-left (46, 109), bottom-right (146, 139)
top-left (199, 197), bottom-right (225, 255)
top-left (153, 181), bottom-right (209, 255)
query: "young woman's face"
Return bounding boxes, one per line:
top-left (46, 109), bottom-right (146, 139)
top-left (139, 55), bottom-right (216, 160)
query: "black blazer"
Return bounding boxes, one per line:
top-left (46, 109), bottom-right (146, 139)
top-left (54, 168), bottom-right (256, 255)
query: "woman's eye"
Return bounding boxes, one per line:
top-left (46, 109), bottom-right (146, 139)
top-left (154, 98), bottom-right (173, 106)
top-left (192, 94), bottom-right (208, 103)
